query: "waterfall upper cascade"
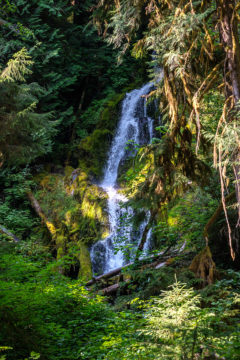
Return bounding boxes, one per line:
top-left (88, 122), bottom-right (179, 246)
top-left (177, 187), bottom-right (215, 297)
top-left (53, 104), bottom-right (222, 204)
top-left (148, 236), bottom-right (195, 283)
top-left (91, 82), bottom-right (156, 275)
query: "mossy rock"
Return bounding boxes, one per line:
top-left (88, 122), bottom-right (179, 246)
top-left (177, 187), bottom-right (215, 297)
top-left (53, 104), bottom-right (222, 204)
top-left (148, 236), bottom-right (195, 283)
top-left (67, 169), bottom-right (109, 244)
top-left (36, 168), bottom-right (109, 247)
top-left (78, 129), bottom-right (112, 179)
top-left (78, 90), bottom-right (130, 180)
top-left (77, 242), bottom-right (92, 280)
top-left (97, 92), bottom-right (126, 131)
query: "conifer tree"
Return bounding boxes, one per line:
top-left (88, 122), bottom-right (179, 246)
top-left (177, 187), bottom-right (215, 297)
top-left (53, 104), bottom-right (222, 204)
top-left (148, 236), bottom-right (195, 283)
top-left (0, 47), bottom-right (55, 166)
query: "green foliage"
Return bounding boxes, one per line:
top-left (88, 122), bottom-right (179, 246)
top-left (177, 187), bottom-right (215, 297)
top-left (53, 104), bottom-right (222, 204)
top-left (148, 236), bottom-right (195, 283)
top-left (115, 277), bottom-right (240, 359)
top-left (0, 241), bottom-right (140, 360)
top-left (0, 47), bottom-right (32, 81)
top-left (0, 0), bottom-right (145, 161)
top-left (0, 241), bottom-right (240, 360)
top-left (78, 129), bottom-right (112, 179)
top-left (0, 168), bottom-right (38, 238)
top-left (153, 188), bottom-right (218, 252)
top-left (1, 2), bottom-right (240, 359)
top-left (141, 281), bottom-right (206, 359)
top-left (0, 48), bottom-right (55, 166)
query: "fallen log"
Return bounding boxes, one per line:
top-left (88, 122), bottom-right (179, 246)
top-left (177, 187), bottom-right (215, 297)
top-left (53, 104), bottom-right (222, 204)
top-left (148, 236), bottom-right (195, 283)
top-left (86, 263), bottom-right (132, 286)
top-left (99, 283), bottom-right (119, 296)
top-left (86, 247), bottom-right (174, 287)
top-left (0, 225), bottom-right (20, 242)
top-left (155, 261), bottom-right (166, 269)
top-left (88, 243), bottom-right (189, 296)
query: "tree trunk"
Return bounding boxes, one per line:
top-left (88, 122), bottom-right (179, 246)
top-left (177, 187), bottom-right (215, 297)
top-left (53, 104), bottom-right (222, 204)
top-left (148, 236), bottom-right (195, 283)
top-left (217, 0), bottom-right (240, 102)
top-left (203, 192), bottom-right (235, 243)
top-left (189, 246), bottom-right (217, 286)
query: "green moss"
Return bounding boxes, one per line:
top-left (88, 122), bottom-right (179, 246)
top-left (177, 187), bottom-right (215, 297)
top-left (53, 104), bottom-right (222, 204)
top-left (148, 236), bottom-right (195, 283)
top-left (33, 167), bottom-right (109, 279)
top-left (97, 92), bottom-right (126, 131)
top-left (56, 235), bottom-right (65, 260)
top-left (77, 242), bottom-right (92, 280)
top-left (78, 91), bottom-right (129, 180)
top-left (78, 129), bottom-right (112, 178)
top-left (64, 166), bottom-right (74, 177)
top-left (71, 170), bottom-right (109, 243)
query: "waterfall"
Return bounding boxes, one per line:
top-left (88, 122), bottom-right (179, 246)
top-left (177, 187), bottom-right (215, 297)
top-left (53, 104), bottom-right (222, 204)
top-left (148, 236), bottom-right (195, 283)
top-left (91, 83), bottom-right (155, 275)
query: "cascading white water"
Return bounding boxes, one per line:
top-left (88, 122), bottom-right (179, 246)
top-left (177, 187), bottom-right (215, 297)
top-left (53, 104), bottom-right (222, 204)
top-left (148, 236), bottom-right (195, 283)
top-left (91, 82), bottom-right (155, 275)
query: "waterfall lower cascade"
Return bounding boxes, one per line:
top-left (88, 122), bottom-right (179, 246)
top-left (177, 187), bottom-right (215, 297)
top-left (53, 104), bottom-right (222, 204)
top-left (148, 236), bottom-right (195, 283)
top-left (91, 83), bottom-right (155, 275)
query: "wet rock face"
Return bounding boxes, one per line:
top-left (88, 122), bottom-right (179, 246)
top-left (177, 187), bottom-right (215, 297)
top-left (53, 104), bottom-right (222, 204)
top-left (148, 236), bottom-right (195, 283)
top-left (91, 241), bottom-right (108, 275)
top-left (135, 97), bottom-right (151, 146)
top-left (117, 94), bottom-right (156, 183)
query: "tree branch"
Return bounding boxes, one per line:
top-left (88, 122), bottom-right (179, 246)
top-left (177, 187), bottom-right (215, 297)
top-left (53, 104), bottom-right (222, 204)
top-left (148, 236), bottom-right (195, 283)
top-left (0, 18), bottom-right (19, 34)
top-left (0, 225), bottom-right (20, 242)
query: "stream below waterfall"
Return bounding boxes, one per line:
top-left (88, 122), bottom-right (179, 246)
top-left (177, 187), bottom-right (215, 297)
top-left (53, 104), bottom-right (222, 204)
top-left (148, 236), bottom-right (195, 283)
top-left (91, 82), bottom-right (157, 275)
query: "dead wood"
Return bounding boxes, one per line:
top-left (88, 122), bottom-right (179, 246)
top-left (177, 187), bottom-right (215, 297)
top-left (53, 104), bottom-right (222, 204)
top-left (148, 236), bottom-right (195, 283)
top-left (189, 246), bottom-right (216, 285)
top-left (87, 245), bottom-right (179, 287)
top-left (87, 246), bottom-right (178, 289)
top-left (0, 18), bottom-right (19, 34)
top-left (86, 263), bottom-right (132, 286)
top-left (0, 225), bottom-right (20, 242)
top-left (98, 283), bottom-right (119, 296)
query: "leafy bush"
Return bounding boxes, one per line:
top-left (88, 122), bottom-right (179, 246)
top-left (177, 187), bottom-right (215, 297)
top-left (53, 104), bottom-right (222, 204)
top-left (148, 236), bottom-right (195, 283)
top-left (153, 188), bottom-right (218, 252)
top-left (0, 168), bottom-right (38, 238)
top-left (0, 242), bottom-right (138, 360)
